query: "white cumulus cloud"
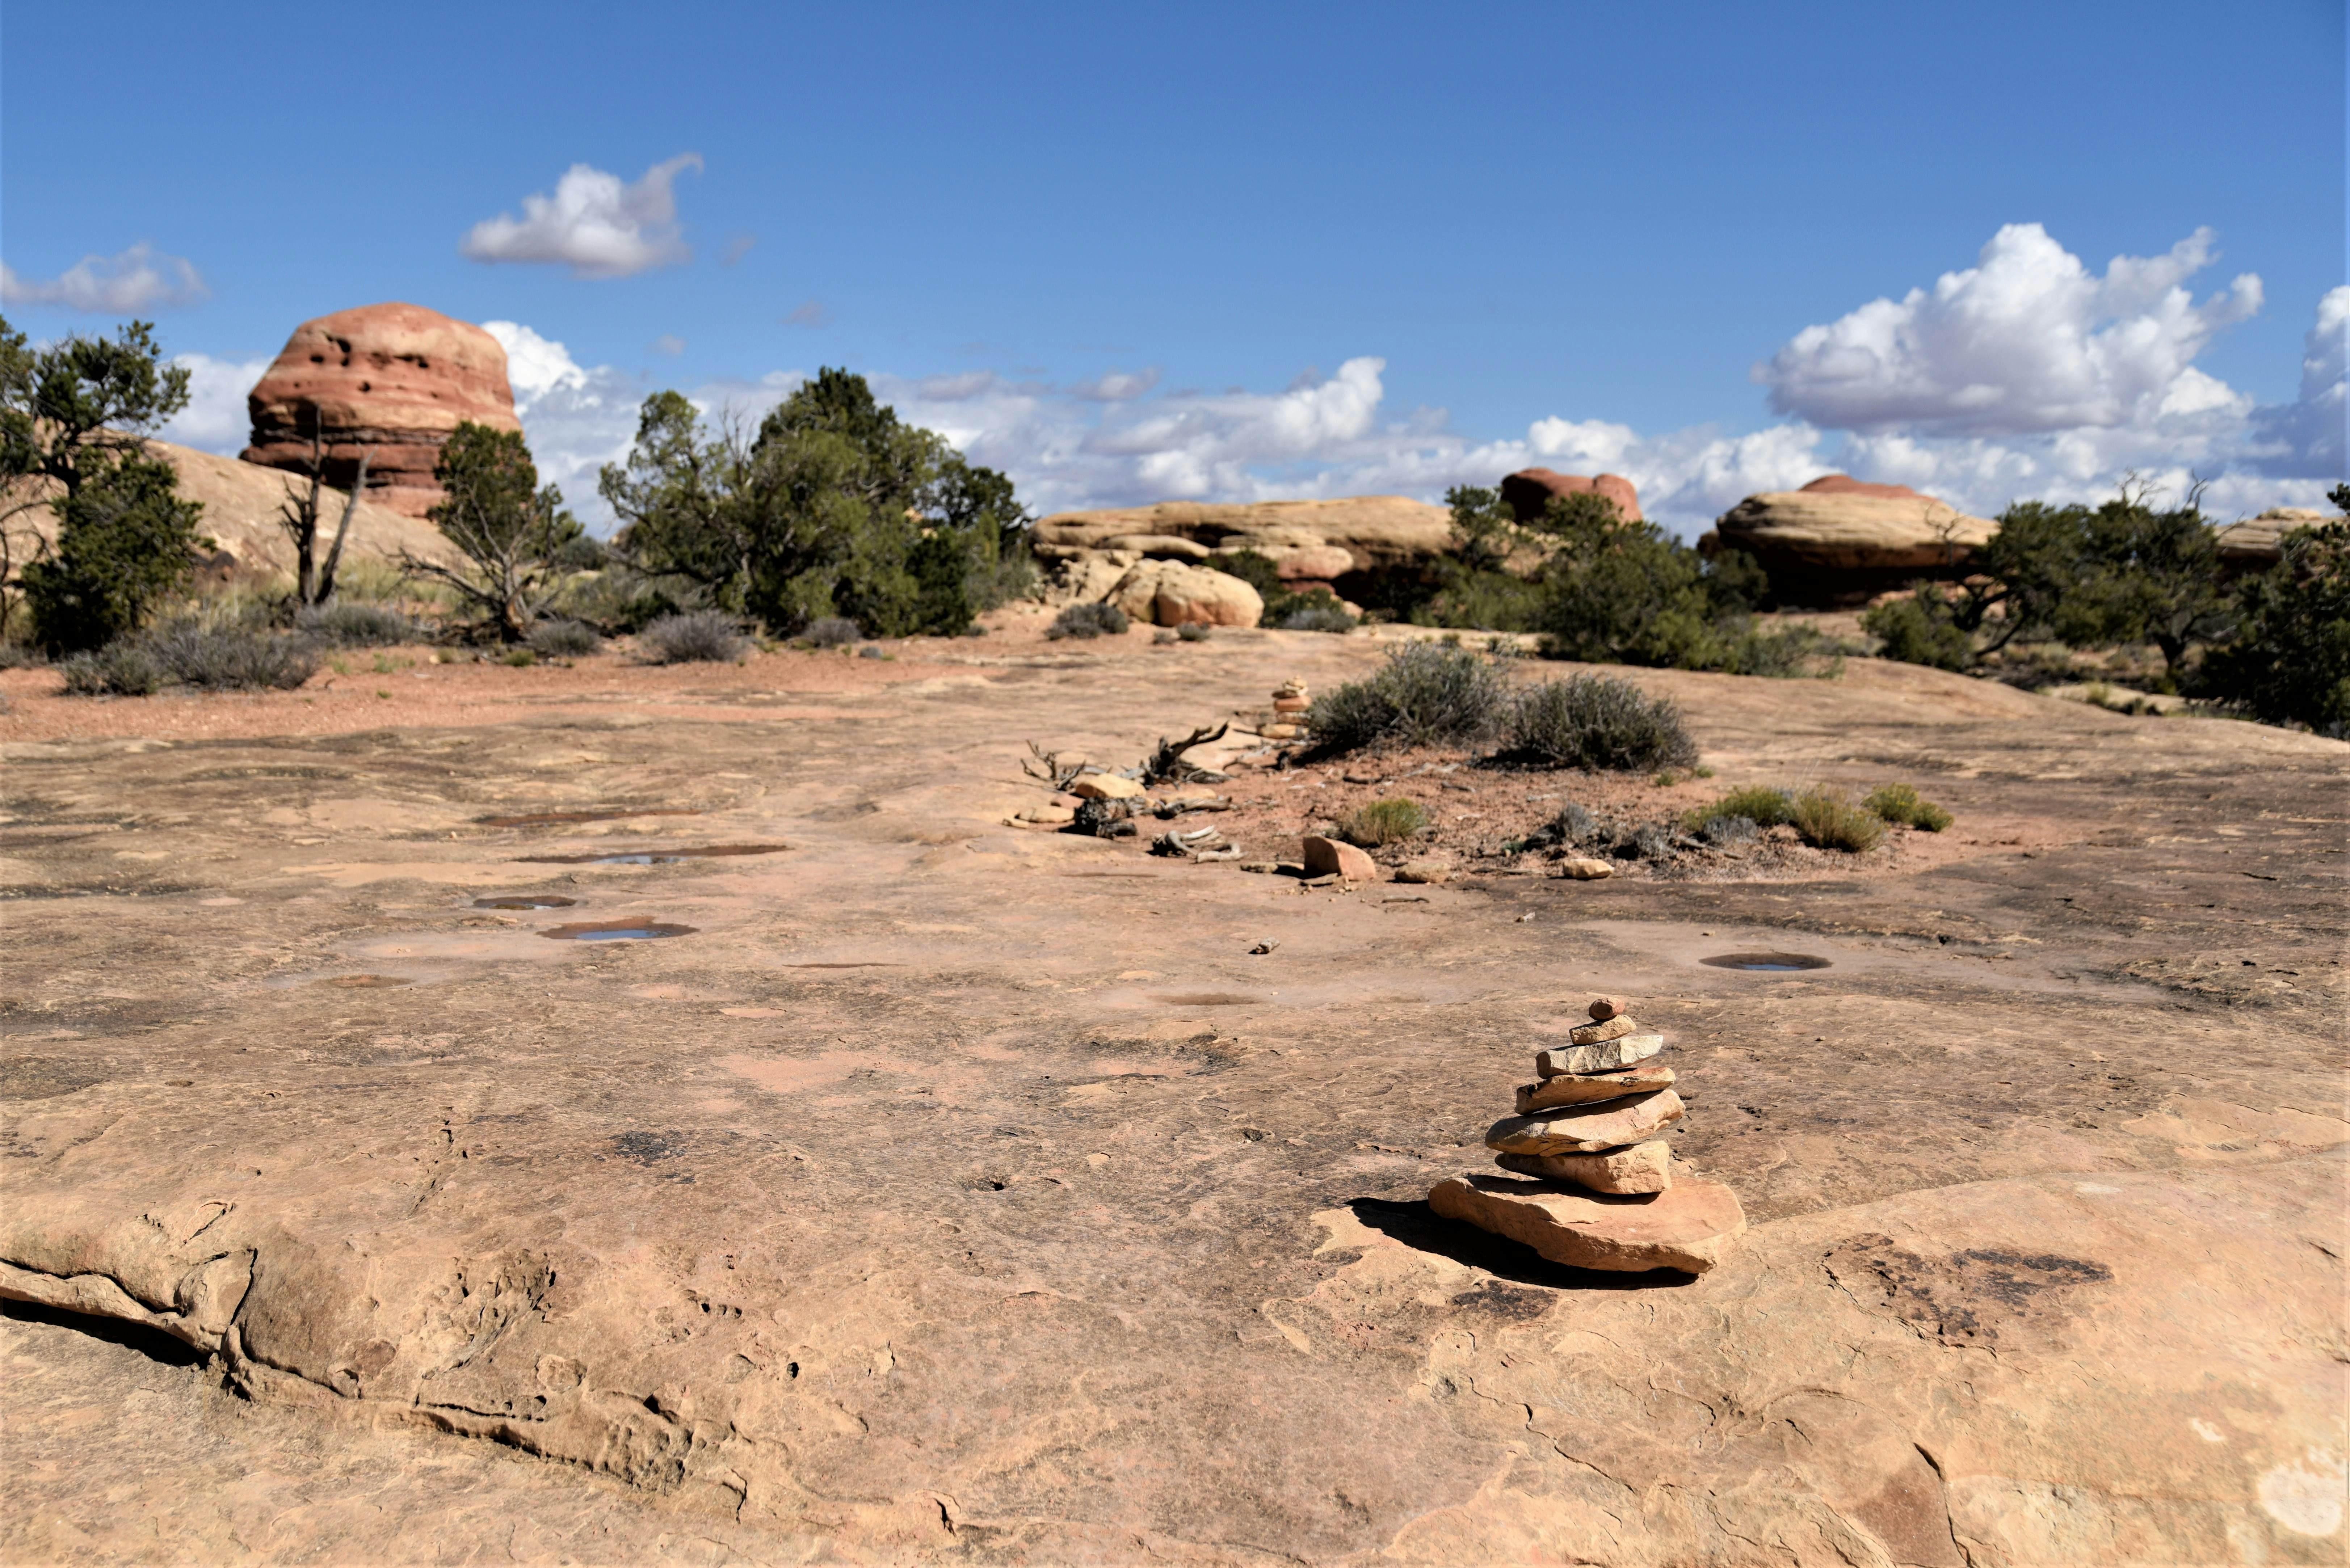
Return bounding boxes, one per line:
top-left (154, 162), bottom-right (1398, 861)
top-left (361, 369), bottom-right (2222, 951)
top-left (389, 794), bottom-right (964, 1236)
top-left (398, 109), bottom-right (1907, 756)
top-left (1, 243), bottom-right (209, 313)
top-left (480, 321), bottom-right (645, 524)
top-left (460, 155), bottom-right (702, 278)
top-left (1759, 223), bottom-right (2261, 437)
top-left (155, 353), bottom-right (271, 453)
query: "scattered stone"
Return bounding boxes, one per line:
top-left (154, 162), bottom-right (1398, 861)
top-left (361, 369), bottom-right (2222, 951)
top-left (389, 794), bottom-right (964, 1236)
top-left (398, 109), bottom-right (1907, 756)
top-left (1494, 1140), bottom-right (1673, 1194)
top-left (1567, 1014), bottom-right (1638, 1045)
top-left (1485, 1089), bottom-right (1684, 1155)
top-left (1586, 995), bottom-right (1630, 1020)
top-left (1012, 805), bottom-right (1076, 826)
top-left (1536, 1034), bottom-right (1664, 1076)
top-left (1393, 860), bottom-right (1451, 884)
top-left (1262, 724), bottom-right (1302, 741)
top-left (1514, 1062), bottom-right (1676, 1113)
top-left (1249, 940), bottom-right (1280, 954)
top-left (1558, 857), bottom-right (1614, 880)
top-left (1428, 1171), bottom-right (1745, 1273)
top-left (1301, 835), bottom-right (1378, 882)
top-left (1070, 774), bottom-right (1144, 801)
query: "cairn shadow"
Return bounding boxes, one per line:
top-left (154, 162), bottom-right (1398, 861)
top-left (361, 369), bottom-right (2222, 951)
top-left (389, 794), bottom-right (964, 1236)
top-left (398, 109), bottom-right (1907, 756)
top-left (1346, 1197), bottom-right (1699, 1293)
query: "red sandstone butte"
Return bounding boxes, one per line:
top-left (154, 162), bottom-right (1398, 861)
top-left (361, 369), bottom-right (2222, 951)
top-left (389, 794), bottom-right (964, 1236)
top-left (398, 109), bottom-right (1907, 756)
top-left (1499, 468), bottom-right (1644, 524)
top-left (243, 303), bottom-right (522, 518)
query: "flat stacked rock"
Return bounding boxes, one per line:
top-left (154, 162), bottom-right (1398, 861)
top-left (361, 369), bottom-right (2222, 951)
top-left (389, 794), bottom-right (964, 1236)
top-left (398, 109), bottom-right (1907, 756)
top-left (1264, 680), bottom-right (1309, 740)
top-left (1429, 995), bottom-right (1746, 1274)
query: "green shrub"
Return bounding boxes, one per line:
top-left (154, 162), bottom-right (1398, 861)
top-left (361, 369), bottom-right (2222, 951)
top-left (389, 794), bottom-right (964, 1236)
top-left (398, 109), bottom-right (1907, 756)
top-left (1683, 786), bottom-right (1794, 833)
top-left (525, 618), bottom-right (602, 657)
top-left (503, 646), bottom-right (539, 667)
top-left (639, 610), bottom-right (748, 664)
top-left (1047, 602), bottom-right (1129, 639)
top-left (1176, 620), bottom-right (1211, 642)
top-left (2193, 499), bottom-right (2350, 734)
top-left (1789, 789), bottom-right (1884, 852)
top-left (1863, 589), bottom-right (1975, 670)
top-left (21, 454), bottom-right (207, 654)
top-left (1863, 782), bottom-right (1953, 832)
top-left (1501, 673), bottom-right (1698, 771)
top-left (57, 641), bottom-right (164, 696)
top-left (1339, 797), bottom-right (1428, 847)
top-left (297, 602), bottom-right (419, 646)
top-left (1307, 641), bottom-right (1510, 753)
top-left (600, 372), bottom-right (1032, 640)
top-left (801, 615), bottom-right (862, 648)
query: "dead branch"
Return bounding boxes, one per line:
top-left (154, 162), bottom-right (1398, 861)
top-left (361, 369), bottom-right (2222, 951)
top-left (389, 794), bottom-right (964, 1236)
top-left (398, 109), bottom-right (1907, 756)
top-left (315, 449), bottom-right (371, 603)
top-left (1141, 722), bottom-right (1230, 785)
top-left (1021, 740), bottom-right (1093, 791)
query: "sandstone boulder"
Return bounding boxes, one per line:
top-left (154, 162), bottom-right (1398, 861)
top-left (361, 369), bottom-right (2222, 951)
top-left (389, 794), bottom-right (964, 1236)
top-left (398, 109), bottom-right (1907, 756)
top-left (1035, 497), bottom-right (1451, 606)
top-left (1710, 474), bottom-right (1996, 606)
top-left (244, 303), bottom-right (523, 518)
top-left (1106, 559), bottom-right (1263, 627)
top-left (1499, 468), bottom-right (1643, 524)
top-left (1301, 835), bottom-right (1378, 882)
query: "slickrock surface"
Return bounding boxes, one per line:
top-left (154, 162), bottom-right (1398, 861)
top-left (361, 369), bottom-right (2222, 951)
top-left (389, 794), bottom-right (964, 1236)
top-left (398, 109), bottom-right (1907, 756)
top-left (1495, 1140), bottom-right (1674, 1193)
top-left (2, 625), bottom-right (2345, 1564)
top-left (1429, 1171), bottom-right (1745, 1273)
top-left (1486, 1088), bottom-right (1686, 1154)
top-left (243, 302), bottom-right (524, 518)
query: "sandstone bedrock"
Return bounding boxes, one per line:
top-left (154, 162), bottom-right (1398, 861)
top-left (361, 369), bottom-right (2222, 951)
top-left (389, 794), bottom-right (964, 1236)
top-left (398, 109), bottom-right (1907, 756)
top-left (0, 633), bottom-right (2343, 1565)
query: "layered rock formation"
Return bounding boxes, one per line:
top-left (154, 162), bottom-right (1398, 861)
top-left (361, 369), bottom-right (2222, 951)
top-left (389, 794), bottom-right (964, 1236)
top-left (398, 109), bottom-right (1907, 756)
top-left (2217, 507), bottom-right (2342, 571)
top-left (244, 303), bottom-right (522, 518)
top-left (1499, 468), bottom-right (1643, 523)
top-left (1105, 558), bottom-right (1264, 627)
top-left (1708, 474), bottom-right (1996, 606)
top-left (1033, 496), bottom-right (1451, 604)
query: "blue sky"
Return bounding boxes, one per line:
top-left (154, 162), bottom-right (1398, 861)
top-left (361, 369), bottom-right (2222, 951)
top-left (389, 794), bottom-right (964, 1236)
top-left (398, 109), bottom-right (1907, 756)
top-left (4, 0), bottom-right (2342, 532)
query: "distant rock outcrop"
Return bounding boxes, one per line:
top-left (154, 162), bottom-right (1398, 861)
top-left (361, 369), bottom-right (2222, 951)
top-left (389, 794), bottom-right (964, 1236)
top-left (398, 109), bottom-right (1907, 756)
top-left (243, 303), bottom-right (522, 519)
top-left (2217, 507), bottom-right (2342, 571)
top-left (10, 438), bottom-right (461, 579)
top-left (1107, 559), bottom-right (1265, 627)
top-left (1499, 469), bottom-right (1643, 524)
top-left (1032, 496), bottom-right (1452, 604)
top-left (1707, 475), bottom-right (1995, 606)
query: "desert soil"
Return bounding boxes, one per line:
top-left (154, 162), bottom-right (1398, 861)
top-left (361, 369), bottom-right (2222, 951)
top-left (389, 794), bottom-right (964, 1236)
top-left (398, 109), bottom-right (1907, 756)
top-left (3, 611), bottom-right (2345, 1565)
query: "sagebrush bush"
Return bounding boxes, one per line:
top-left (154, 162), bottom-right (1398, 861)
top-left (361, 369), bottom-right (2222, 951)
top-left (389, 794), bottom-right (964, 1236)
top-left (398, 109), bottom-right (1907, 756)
top-left (638, 610), bottom-right (749, 664)
top-left (142, 621), bottom-right (320, 690)
top-left (1047, 602), bottom-right (1131, 640)
top-left (1280, 599), bottom-right (1357, 633)
top-left (1682, 786), bottom-right (1794, 833)
top-left (1176, 620), bottom-right (1210, 642)
top-left (1307, 641), bottom-right (1510, 754)
top-left (1699, 814), bottom-right (1760, 847)
top-left (58, 642), bottom-right (165, 696)
top-left (1863, 783), bottom-right (1953, 832)
top-left (525, 618), bottom-right (603, 657)
top-left (1789, 789), bottom-right (1884, 852)
top-left (801, 616), bottom-right (862, 648)
top-left (1500, 674), bottom-right (1698, 771)
top-left (1339, 797), bottom-right (1428, 847)
top-left (297, 602), bottom-right (419, 647)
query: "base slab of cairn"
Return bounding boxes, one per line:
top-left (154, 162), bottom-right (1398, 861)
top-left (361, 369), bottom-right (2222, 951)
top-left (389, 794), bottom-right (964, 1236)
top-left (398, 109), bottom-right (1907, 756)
top-left (1429, 995), bottom-right (1745, 1274)
top-left (1429, 1171), bottom-right (1746, 1274)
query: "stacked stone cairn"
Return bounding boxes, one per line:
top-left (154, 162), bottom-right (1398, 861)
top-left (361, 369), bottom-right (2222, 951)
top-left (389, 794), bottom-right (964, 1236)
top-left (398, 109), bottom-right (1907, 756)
top-left (1263, 680), bottom-right (1309, 741)
top-left (1430, 995), bottom-right (1747, 1274)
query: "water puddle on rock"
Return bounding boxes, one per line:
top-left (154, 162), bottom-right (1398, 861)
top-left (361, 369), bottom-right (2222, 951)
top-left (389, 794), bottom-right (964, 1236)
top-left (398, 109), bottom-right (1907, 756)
top-left (541, 920), bottom-right (698, 942)
top-left (476, 808), bottom-right (703, 829)
top-left (516, 844), bottom-right (790, 865)
top-left (1701, 952), bottom-right (1832, 972)
top-left (474, 894), bottom-right (578, 910)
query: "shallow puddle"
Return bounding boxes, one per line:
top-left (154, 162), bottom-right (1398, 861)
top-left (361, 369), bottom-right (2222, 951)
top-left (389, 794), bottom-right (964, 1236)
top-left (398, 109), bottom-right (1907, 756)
top-left (1701, 952), bottom-right (1832, 971)
top-left (516, 844), bottom-right (789, 865)
top-left (540, 920), bottom-right (697, 941)
top-left (475, 808), bottom-right (703, 829)
top-left (473, 894), bottom-right (579, 910)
